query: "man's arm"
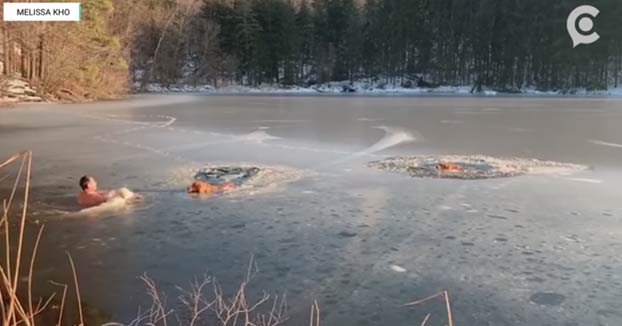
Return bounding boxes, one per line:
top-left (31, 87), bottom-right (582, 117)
top-left (89, 193), bottom-right (108, 206)
top-left (77, 192), bottom-right (108, 208)
top-left (98, 190), bottom-right (113, 197)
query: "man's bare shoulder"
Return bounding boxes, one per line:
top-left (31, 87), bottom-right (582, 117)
top-left (77, 191), bottom-right (106, 208)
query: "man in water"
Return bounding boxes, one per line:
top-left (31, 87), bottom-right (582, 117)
top-left (77, 175), bottom-right (141, 208)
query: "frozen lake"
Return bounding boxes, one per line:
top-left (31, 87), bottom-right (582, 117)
top-left (1, 94), bottom-right (622, 325)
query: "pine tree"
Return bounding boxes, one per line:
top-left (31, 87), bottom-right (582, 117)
top-left (189, 0), bottom-right (622, 91)
top-left (296, 0), bottom-right (314, 83)
top-left (233, 0), bottom-right (262, 85)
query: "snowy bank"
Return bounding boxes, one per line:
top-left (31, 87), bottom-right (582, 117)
top-left (0, 78), bottom-right (44, 104)
top-left (136, 81), bottom-right (622, 97)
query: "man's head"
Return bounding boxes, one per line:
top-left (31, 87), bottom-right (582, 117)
top-left (79, 175), bottom-right (97, 191)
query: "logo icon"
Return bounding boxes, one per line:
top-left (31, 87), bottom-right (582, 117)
top-left (567, 5), bottom-right (600, 48)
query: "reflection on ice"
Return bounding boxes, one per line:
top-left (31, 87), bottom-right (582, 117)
top-left (237, 130), bottom-right (281, 143)
top-left (589, 139), bottom-right (622, 148)
top-left (365, 126), bottom-right (419, 154)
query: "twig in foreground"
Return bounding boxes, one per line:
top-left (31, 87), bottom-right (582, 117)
top-left (404, 290), bottom-right (454, 326)
top-left (66, 252), bottom-right (84, 326)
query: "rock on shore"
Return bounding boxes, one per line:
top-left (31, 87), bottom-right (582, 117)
top-left (1, 78), bottom-right (44, 104)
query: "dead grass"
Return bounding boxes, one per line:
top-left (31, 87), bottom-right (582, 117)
top-left (1, 151), bottom-right (84, 326)
top-left (110, 256), bottom-right (290, 326)
top-left (1, 150), bottom-right (37, 326)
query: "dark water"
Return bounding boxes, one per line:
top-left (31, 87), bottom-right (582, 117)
top-left (1, 95), bottom-right (622, 325)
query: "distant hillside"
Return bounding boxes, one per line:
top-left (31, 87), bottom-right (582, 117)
top-left (2, 0), bottom-right (622, 100)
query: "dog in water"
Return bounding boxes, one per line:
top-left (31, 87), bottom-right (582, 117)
top-left (436, 162), bottom-right (463, 172)
top-left (187, 181), bottom-right (236, 194)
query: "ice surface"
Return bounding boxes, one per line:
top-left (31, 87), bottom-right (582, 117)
top-left (2, 94), bottom-right (622, 326)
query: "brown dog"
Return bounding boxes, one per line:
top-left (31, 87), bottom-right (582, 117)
top-left (436, 162), bottom-right (463, 172)
top-left (187, 181), bottom-right (236, 194)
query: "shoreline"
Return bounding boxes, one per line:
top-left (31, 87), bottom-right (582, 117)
top-left (4, 86), bottom-right (622, 107)
top-left (138, 82), bottom-right (622, 98)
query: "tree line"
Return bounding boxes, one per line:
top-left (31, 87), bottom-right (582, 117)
top-left (2, 0), bottom-right (622, 99)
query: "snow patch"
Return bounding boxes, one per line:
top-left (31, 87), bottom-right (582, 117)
top-left (390, 264), bottom-right (407, 273)
top-left (589, 140), bottom-right (622, 148)
top-left (237, 130), bottom-right (281, 143)
top-left (1, 78), bottom-right (44, 103)
top-left (561, 177), bottom-right (603, 184)
top-left (364, 126), bottom-right (418, 154)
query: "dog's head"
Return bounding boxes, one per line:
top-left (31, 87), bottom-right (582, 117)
top-left (187, 181), bottom-right (204, 193)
